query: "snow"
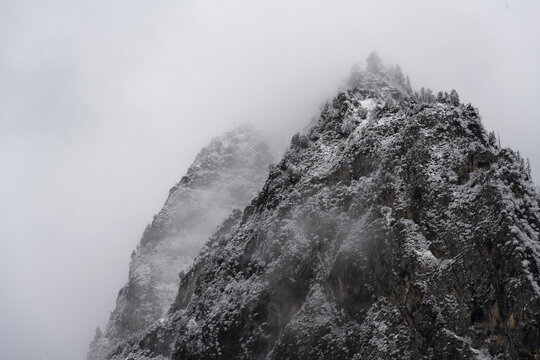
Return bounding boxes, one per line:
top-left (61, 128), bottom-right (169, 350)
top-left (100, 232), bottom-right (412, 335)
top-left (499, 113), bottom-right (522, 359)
top-left (88, 126), bottom-right (278, 360)
top-left (360, 98), bottom-right (377, 112)
top-left (95, 65), bottom-right (540, 360)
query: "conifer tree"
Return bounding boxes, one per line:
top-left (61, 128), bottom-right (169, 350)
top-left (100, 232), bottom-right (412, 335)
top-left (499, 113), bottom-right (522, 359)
top-left (449, 89), bottom-right (460, 106)
top-left (366, 52), bottom-right (383, 74)
top-left (488, 131), bottom-right (497, 147)
top-left (405, 75), bottom-right (412, 94)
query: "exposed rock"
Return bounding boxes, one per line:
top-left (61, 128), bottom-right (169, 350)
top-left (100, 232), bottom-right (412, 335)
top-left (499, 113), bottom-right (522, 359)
top-left (87, 125), bottom-right (278, 360)
top-left (110, 58), bottom-right (540, 359)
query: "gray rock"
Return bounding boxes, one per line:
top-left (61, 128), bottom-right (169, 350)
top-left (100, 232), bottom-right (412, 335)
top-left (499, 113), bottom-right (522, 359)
top-left (117, 58), bottom-right (540, 360)
top-left (88, 125), bottom-right (279, 360)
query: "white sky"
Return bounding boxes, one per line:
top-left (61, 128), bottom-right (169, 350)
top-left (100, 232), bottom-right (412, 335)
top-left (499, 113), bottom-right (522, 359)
top-left (0, 1), bottom-right (539, 359)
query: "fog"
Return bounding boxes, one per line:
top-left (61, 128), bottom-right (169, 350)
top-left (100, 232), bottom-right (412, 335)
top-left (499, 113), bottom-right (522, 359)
top-left (0, 1), bottom-right (538, 359)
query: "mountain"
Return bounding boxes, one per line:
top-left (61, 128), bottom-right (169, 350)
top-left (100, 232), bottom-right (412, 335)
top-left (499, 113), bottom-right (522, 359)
top-left (107, 54), bottom-right (539, 359)
top-left (88, 126), bottom-right (279, 360)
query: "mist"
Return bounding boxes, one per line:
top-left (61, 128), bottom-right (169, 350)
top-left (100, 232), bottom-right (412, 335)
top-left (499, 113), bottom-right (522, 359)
top-left (0, 1), bottom-right (539, 359)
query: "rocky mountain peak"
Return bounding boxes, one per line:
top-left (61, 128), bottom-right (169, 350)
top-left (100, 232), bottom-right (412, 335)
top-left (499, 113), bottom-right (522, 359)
top-left (88, 125), bottom-right (279, 360)
top-left (346, 52), bottom-right (412, 100)
top-left (95, 56), bottom-right (540, 360)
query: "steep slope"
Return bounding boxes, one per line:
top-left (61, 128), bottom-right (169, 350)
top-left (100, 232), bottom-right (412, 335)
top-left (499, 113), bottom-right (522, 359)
top-left (88, 126), bottom-right (278, 360)
top-left (124, 57), bottom-right (539, 359)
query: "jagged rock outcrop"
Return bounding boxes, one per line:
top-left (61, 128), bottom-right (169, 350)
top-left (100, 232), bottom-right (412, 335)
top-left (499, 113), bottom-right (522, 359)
top-left (88, 126), bottom-right (278, 360)
top-left (116, 55), bottom-right (539, 359)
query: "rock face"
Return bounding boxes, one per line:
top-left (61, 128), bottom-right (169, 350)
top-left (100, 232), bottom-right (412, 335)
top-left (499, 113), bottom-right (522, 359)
top-left (87, 126), bottom-right (278, 360)
top-left (108, 57), bottom-right (539, 360)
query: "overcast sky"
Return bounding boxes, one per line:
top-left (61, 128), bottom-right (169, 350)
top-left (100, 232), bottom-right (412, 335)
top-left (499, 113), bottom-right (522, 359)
top-left (1, 1), bottom-right (539, 359)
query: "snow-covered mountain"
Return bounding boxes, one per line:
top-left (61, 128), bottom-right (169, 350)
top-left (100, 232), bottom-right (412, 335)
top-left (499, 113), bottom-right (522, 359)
top-left (93, 54), bottom-right (540, 359)
top-left (88, 126), bottom-right (279, 359)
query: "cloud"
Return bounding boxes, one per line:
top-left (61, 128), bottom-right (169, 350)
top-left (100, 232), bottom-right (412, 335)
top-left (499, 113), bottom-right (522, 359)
top-left (1, 1), bottom-right (539, 359)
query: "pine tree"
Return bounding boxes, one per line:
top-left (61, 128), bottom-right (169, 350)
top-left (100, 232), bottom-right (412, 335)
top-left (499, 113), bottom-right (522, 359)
top-left (89, 326), bottom-right (103, 349)
top-left (366, 51), bottom-right (383, 74)
top-left (488, 131), bottom-right (497, 147)
top-left (419, 87), bottom-right (426, 100)
top-left (392, 65), bottom-right (405, 87)
top-left (94, 327), bottom-right (102, 341)
top-left (449, 89), bottom-right (460, 106)
top-left (405, 75), bottom-right (412, 94)
top-left (425, 88), bottom-right (434, 102)
top-left (419, 87), bottom-right (434, 103)
top-left (437, 91), bottom-right (445, 103)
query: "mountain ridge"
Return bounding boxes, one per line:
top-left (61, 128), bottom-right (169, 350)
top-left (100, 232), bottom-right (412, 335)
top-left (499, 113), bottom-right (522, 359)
top-left (88, 125), bottom-right (279, 360)
top-left (96, 55), bottom-right (540, 359)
